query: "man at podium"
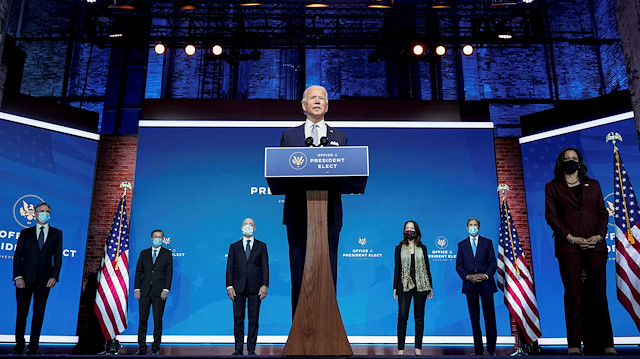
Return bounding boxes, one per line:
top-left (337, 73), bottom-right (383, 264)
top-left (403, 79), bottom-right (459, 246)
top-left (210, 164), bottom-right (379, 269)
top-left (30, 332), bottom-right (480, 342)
top-left (280, 85), bottom-right (348, 316)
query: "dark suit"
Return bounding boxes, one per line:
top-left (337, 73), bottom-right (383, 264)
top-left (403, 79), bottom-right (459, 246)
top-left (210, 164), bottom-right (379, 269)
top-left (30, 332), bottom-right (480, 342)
top-left (134, 246), bottom-right (173, 351)
top-left (13, 224), bottom-right (63, 352)
top-left (545, 178), bottom-right (613, 349)
top-left (280, 123), bottom-right (347, 315)
top-left (456, 235), bottom-right (498, 355)
top-left (226, 238), bottom-right (269, 353)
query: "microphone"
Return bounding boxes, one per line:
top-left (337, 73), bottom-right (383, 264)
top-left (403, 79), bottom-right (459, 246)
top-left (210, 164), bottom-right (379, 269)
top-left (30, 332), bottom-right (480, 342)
top-left (305, 137), bottom-right (314, 147)
top-left (319, 137), bottom-right (328, 147)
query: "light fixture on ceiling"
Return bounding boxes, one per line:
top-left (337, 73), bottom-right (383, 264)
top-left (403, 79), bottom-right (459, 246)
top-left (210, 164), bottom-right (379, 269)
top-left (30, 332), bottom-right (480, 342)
top-left (239, 2), bottom-right (263, 6)
top-left (211, 44), bottom-right (224, 56)
top-left (305, 3), bottom-right (329, 8)
top-left (412, 44), bottom-right (425, 56)
top-left (431, 1), bottom-right (452, 9)
top-left (154, 43), bottom-right (166, 55)
top-left (435, 45), bottom-right (446, 56)
top-left (368, 0), bottom-right (392, 9)
top-left (185, 44), bottom-right (196, 56)
top-left (462, 44), bottom-right (474, 56)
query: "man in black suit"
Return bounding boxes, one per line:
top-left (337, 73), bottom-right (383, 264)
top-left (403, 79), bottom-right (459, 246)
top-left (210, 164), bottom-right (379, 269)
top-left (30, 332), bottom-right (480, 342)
top-left (279, 85), bottom-right (348, 317)
top-left (13, 202), bottom-right (62, 355)
top-left (134, 229), bottom-right (173, 355)
top-left (455, 217), bottom-right (498, 356)
top-left (226, 218), bottom-right (269, 355)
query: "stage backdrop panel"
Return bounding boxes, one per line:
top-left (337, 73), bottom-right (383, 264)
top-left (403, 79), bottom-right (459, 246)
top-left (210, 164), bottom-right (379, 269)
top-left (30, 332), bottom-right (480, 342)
top-left (125, 121), bottom-right (506, 342)
top-left (0, 112), bottom-right (99, 341)
top-left (520, 111), bottom-right (640, 343)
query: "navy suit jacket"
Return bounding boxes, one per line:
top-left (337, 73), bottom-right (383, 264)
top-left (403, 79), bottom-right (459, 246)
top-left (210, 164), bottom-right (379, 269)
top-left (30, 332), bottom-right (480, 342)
top-left (455, 235), bottom-right (498, 294)
top-left (226, 238), bottom-right (269, 294)
top-left (13, 225), bottom-right (63, 285)
top-left (280, 124), bottom-right (348, 225)
top-left (134, 246), bottom-right (173, 297)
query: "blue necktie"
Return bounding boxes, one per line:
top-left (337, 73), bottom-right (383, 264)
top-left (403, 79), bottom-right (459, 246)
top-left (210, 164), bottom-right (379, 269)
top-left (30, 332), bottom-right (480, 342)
top-left (153, 249), bottom-right (157, 264)
top-left (245, 240), bottom-right (251, 260)
top-left (471, 238), bottom-right (477, 256)
top-left (38, 227), bottom-right (45, 249)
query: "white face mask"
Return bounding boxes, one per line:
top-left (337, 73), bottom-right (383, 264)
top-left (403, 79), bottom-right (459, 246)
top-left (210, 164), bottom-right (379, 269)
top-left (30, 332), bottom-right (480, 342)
top-left (242, 225), bottom-right (254, 237)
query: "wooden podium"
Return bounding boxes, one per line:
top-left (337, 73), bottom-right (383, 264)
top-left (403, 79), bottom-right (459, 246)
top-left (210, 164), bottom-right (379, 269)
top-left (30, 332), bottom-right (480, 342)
top-left (265, 146), bottom-right (369, 356)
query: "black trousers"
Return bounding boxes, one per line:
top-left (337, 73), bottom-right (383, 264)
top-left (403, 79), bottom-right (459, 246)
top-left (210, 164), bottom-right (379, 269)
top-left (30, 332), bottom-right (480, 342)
top-left (15, 284), bottom-right (51, 351)
top-left (233, 290), bottom-right (262, 352)
top-left (465, 291), bottom-right (497, 354)
top-left (286, 222), bottom-right (341, 318)
top-left (138, 293), bottom-right (166, 350)
top-left (397, 288), bottom-right (427, 350)
top-left (557, 250), bottom-right (613, 349)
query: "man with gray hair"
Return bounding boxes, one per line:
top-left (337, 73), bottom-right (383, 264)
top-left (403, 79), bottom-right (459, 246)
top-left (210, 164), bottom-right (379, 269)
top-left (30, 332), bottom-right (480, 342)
top-left (279, 85), bottom-right (348, 317)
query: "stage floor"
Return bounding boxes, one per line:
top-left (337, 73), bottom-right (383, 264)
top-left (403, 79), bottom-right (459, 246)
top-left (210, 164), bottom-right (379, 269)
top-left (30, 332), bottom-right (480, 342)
top-left (1, 344), bottom-right (640, 357)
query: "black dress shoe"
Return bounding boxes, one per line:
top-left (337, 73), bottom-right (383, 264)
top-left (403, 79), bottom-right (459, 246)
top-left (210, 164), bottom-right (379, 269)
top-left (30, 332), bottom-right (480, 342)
top-left (232, 351), bottom-right (243, 355)
top-left (248, 351), bottom-right (256, 355)
top-left (151, 349), bottom-right (160, 356)
top-left (11, 351), bottom-right (25, 356)
top-left (136, 349), bottom-right (146, 355)
top-left (25, 350), bottom-right (41, 356)
top-left (488, 352), bottom-right (496, 356)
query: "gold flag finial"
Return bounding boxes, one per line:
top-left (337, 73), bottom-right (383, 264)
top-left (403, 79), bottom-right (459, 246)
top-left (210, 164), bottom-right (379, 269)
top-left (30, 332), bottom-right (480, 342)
top-left (119, 181), bottom-right (132, 196)
top-left (605, 132), bottom-right (622, 151)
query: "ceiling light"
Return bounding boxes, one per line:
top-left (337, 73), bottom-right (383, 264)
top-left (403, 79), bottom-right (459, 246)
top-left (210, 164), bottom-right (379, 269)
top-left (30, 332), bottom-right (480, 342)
top-left (435, 45), bottom-right (446, 56)
top-left (212, 45), bottom-right (223, 56)
top-left (462, 44), bottom-right (474, 56)
top-left (185, 44), bottom-right (196, 56)
top-left (412, 44), bottom-right (425, 56)
top-left (305, 3), bottom-right (329, 8)
top-left (154, 43), bottom-right (166, 55)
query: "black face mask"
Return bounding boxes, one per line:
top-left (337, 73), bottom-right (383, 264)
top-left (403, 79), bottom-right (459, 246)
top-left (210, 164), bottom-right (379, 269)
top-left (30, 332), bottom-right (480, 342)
top-left (562, 160), bottom-right (579, 174)
top-left (404, 231), bottom-right (417, 240)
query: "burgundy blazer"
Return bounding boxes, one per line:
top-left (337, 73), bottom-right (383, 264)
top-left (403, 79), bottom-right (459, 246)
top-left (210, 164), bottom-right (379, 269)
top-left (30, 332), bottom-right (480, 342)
top-left (544, 177), bottom-right (609, 257)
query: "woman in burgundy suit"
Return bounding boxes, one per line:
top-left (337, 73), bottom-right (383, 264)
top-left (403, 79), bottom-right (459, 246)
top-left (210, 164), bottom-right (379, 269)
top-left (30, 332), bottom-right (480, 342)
top-left (545, 148), bottom-right (616, 356)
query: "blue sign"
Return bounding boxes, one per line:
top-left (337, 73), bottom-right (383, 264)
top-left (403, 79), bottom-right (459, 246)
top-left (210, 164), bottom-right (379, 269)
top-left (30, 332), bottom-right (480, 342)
top-left (265, 146), bottom-right (369, 177)
top-left (521, 114), bottom-right (640, 340)
top-left (0, 116), bottom-right (98, 339)
top-left (127, 123), bottom-right (503, 341)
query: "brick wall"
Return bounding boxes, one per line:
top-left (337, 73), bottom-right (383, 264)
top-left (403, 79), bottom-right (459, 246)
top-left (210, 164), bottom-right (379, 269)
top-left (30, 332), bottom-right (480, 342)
top-left (77, 135), bottom-right (138, 338)
top-left (494, 137), bottom-right (535, 343)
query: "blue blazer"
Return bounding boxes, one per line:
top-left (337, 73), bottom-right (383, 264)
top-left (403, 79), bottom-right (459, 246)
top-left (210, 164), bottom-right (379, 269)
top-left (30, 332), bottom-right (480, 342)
top-left (455, 235), bottom-right (498, 294)
top-left (279, 123), bottom-right (348, 225)
top-left (226, 238), bottom-right (269, 294)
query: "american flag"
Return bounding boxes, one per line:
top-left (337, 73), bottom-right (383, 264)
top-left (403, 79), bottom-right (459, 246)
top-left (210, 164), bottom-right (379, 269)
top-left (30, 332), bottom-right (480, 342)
top-left (497, 197), bottom-right (542, 343)
top-left (94, 193), bottom-right (130, 339)
top-left (612, 150), bottom-right (640, 331)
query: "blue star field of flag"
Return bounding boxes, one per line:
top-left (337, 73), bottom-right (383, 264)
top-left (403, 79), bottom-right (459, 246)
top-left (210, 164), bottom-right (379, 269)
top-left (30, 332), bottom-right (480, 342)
top-left (613, 153), bottom-right (639, 231)
top-left (107, 196), bottom-right (129, 260)
top-left (499, 201), bottom-right (524, 265)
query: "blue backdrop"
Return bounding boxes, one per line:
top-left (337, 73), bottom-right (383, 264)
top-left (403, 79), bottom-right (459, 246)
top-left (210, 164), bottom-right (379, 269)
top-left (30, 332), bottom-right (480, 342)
top-left (521, 116), bottom-right (640, 339)
top-left (126, 123), bottom-right (508, 340)
top-left (0, 118), bottom-right (98, 339)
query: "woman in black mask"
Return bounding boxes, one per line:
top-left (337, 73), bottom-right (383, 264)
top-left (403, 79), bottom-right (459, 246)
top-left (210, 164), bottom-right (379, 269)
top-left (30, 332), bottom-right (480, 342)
top-left (393, 220), bottom-right (434, 355)
top-left (545, 148), bottom-right (615, 356)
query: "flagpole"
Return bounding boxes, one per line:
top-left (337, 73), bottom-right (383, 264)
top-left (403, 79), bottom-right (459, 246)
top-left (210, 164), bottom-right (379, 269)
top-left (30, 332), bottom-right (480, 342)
top-left (114, 181), bottom-right (132, 270)
top-left (607, 132), bottom-right (635, 245)
top-left (498, 184), bottom-right (520, 275)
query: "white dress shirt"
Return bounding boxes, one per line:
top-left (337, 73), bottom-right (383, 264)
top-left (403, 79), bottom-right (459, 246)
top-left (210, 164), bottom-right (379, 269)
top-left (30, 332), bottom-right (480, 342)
top-left (304, 119), bottom-right (327, 139)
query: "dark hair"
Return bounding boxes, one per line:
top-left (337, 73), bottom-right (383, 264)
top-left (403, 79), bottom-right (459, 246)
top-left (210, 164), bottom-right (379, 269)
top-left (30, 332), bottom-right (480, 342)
top-left (553, 147), bottom-right (588, 182)
top-left (151, 229), bottom-right (164, 238)
top-left (35, 202), bottom-right (51, 212)
top-left (400, 220), bottom-right (423, 247)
